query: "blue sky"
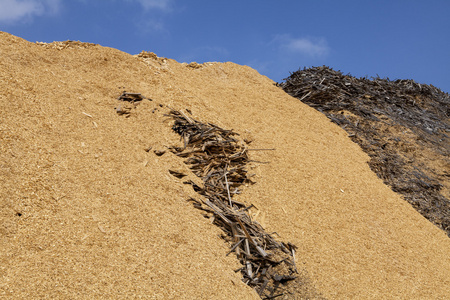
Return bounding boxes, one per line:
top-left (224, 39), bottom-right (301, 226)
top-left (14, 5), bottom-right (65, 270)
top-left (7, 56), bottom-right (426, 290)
top-left (1, 0), bottom-right (449, 93)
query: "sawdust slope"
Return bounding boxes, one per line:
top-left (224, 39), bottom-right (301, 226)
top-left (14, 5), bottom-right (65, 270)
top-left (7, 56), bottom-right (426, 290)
top-left (0, 32), bottom-right (449, 299)
top-left (0, 33), bottom-right (258, 299)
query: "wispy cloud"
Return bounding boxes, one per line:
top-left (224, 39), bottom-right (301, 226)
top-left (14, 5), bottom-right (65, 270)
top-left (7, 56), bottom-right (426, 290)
top-left (244, 35), bottom-right (331, 82)
top-left (274, 34), bottom-right (330, 58)
top-left (0, 0), bottom-right (60, 23)
top-left (127, 0), bottom-right (174, 33)
top-left (131, 0), bottom-right (173, 11)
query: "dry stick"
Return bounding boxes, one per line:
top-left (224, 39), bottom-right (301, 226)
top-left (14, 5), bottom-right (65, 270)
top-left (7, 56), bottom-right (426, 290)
top-left (244, 239), bottom-right (253, 278)
top-left (299, 91), bottom-right (311, 101)
top-left (266, 293), bottom-right (284, 299)
top-left (224, 172), bottom-right (233, 207)
top-left (291, 248), bottom-right (298, 273)
top-left (240, 204), bottom-right (255, 212)
top-left (118, 92), bottom-right (143, 98)
top-left (254, 264), bottom-right (261, 280)
top-left (180, 110), bottom-right (194, 124)
top-left (82, 112), bottom-right (93, 118)
top-left (204, 200), bottom-right (231, 225)
top-left (226, 238), bottom-right (245, 256)
top-left (238, 219), bottom-right (269, 258)
top-left (258, 279), bottom-right (269, 297)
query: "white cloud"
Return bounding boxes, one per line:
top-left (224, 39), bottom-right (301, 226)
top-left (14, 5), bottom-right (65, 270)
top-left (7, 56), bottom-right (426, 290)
top-left (127, 0), bottom-right (173, 32)
top-left (0, 0), bottom-right (60, 23)
top-left (133, 0), bottom-right (172, 11)
top-left (275, 34), bottom-right (330, 58)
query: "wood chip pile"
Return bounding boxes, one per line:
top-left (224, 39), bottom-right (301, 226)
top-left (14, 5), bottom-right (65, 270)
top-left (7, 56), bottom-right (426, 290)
top-left (167, 110), bottom-right (299, 299)
top-left (279, 66), bottom-right (450, 236)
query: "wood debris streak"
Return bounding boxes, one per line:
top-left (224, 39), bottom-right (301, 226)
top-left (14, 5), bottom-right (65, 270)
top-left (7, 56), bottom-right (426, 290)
top-left (166, 110), bottom-right (298, 298)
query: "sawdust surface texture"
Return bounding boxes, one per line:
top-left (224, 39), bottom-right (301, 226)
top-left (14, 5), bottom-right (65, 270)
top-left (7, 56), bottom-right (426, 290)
top-left (0, 32), bottom-right (449, 299)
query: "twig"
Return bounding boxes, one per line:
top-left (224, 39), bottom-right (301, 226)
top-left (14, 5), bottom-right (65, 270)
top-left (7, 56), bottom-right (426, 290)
top-left (224, 172), bottom-right (233, 206)
top-left (226, 238), bottom-right (245, 256)
top-left (180, 110), bottom-right (194, 124)
top-left (82, 112), bottom-right (93, 118)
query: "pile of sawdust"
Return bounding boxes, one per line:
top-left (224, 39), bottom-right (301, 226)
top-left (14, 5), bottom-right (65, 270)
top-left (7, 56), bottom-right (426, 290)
top-left (279, 66), bottom-right (450, 236)
top-left (1, 31), bottom-right (449, 299)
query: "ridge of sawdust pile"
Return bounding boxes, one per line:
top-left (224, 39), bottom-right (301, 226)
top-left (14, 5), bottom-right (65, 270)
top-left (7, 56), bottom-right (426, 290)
top-left (136, 51), bottom-right (218, 71)
top-left (1, 32), bottom-right (450, 299)
top-left (36, 40), bottom-right (98, 50)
